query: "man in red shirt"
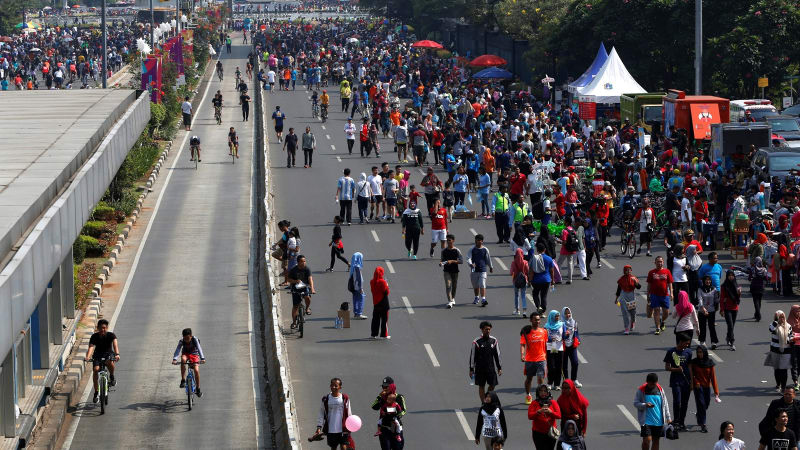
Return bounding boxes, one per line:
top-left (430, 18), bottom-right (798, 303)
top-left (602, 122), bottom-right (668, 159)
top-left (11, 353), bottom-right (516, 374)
top-left (509, 167), bottom-right (526, 198)
top-left (553, 185), bottom-right (566, 219)
top-left (429, 199), bottom-right (448, 257)
top-left (647, 256), bottom-right (674, 335)
top-left (692, 192), bottom-right (709, 242)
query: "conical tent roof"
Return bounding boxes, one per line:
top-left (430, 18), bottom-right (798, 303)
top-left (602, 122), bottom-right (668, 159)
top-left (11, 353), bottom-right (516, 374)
top-left (568, 43), bottom-right (607, 94)
top-left (577, 47), bottom-right (646, 103)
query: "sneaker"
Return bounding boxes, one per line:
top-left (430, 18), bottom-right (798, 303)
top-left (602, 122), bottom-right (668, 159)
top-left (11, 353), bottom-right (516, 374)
top-left (473, 297), bottom-right (480, 305)
top-left (522, 309), bottom-right (528, 318)
top-left (574, 380), bottom-right (582, 388)
top-left (407, 251), bottom-right (412, 258)
top-left (597, 263), bottom-right (602, 268)
top-left (661, 324), bottom-right (666, 332)
top-left (554, 385), bottom-right (560, 391)
top-left (655, 329), bottom-right (661, 335)
top-left (637, 248), bottom-right (642, 254)
top-left (196, 389), bottom-right (203, 398)
top-left (565, 281), bottom-right (571, 285)
top-left (93, 392), bottom-right (99, 403)
top-left (481, 300), bottom-right (488, 307)
top-left (358, 314), bottom-right (369, 319)
top-left (582, 277), bottom-right (590, 280)
top-left (646, 251), bottom-right (652, 256)
top-left (413, 255), bottom-right (417, 260)
top-left (711, 343), bottom-right (717, 350)
top-left (385, 335), bottom-right (391, 339)
top-left (630, 322), bottom-right (635, 331)
top-left (180, 379), bottom-right (186, 388)
top-left (446, 303), bottom-right (453, 309)
top-left (430, 248), bottom-right (434, 257)
top-left (624, 328), bottom-right (630, 335)
top-left (525, 394), bottom-right (533, 405)
top-left (513, 309), bottom-right (520, 316)
top-left (730, 344), bottom-right (736, 351)
top-left (110, 375), bottom-right (116, 387)
top-left (700, 425), bottom-right (708, 433)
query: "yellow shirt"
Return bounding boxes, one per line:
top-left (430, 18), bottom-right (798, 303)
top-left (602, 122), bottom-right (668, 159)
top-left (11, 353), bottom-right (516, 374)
top-left (320, 93), bottom-right (330, 106)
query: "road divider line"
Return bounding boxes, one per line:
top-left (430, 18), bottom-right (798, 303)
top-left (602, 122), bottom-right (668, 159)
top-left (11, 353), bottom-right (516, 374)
top-left (326, 134), bottom-right (331, 140)
top-left (601, 258), bottom-right (615, 269)
top-left (401, 296), bottom-right (415, 314)
top-left (617, 404), bottom-right (640, 431)
top-left (577, 350), bottom-right (588, 364)
top-left (417, 168), bottom-right (425, 176)
top-left (371, 229), bottom-right (380, 242)
top-left (331, 144), bottom-right (336, 150)
top-left (454, 409), bottom-right (476, 441)
top-left (494, 257), bottom-right (508, 271)
top-left (385, 260), bottom-right (395, 274)
top-left (321, 125), bottom-right (326, 130)
top-left (424, 344), bottom-right (441, 367)
top-left (336, 156), bottom-right (342, 162)
top-left (693, 339), bottom-right (723, 363)
top-left (469, 228), bottom-right (478, 236)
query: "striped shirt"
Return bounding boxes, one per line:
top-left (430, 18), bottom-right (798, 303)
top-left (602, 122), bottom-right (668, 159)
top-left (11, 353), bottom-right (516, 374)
top-left (769, 321), bottom-right (794, 354)
top-left (337, 176), bottom-right (356, 201)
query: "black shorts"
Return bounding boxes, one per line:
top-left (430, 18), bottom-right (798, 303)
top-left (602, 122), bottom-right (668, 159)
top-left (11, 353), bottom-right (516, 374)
top-left (92, 352), bottom-right (116, 366)
top-left (467, 170), bottom-right (477, 184)
top-left (291, 292), bottom-right (304, 307)
top-left (474, 370), bottom-right (498, 387)
top-left (326, 432), bottom-right (347, 447)
top-left (182, 112), bottom-right (191, 126)
top-left (275, 125), bottom-right (284, 133)
top-left (372, 195), bottom-right (383, 204)
top-left (640, 425), bottom-right (663, 438)
top-left (640, 231), bottom-right (652, 243)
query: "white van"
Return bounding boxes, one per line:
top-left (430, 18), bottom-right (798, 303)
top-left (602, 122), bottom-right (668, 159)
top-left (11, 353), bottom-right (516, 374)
top-left (730, 99), bottom-right (779, 122)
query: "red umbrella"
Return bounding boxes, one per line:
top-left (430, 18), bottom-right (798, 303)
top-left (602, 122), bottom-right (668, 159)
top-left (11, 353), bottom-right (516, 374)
top-left (411, 40), bottom-right (443, 49)
top-left (470, 54), bottom-right (507, 67)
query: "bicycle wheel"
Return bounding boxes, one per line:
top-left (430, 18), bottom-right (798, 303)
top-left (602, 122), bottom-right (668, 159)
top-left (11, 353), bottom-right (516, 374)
top-left (99, 378), bottom-right (107, 414)
top-left (298, 311), bottom-right (304, 338)
top-left (628, 235), bottom-right (636, 259)
top-left (232, 145), bottom-right (236, 164)
top-left (619, 230), bottom-right (627, 254)
top-left (187, 377), bottom-right (193, 411)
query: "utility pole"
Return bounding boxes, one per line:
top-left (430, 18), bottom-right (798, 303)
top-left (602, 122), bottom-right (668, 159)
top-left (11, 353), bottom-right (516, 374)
top-left (101, 0), bottom-right (107, 88)
top-left (150, 0), bottom-right (155, 47)
top-left (694, 0), bottom-right (702, 95)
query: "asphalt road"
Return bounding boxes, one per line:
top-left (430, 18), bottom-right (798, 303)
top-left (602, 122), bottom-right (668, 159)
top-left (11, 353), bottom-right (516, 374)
top-left (268, 73), bottom-right (799, 447)
top-left (64, 38), bottom-right (265, 449)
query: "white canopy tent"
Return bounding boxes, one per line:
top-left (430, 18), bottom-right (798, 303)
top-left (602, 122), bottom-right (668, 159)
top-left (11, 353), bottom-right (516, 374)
top-left (577, 47), bottom-right (646, 103)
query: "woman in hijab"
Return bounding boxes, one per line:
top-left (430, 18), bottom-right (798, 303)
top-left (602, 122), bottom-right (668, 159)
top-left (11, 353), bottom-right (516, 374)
top-left (672, 290), bottom-right (699, 345)
top-left (510, 248), bottom-right (529, 316)
top-left (685, 244), bottom-right (703, 305)
top-left (348, 252), bottom-right (367, 320)
top-left (719, 269), bottom-right (741, 350)
top-left (790, 305), bottom-right (800, 390)
top-left (749, 256), bottom-right (769, 322)
top-left (527, 384), bottom-right (561, 450)
top-left (474, 391), bottom-right (508, 449)
top-left (370, 267), bottom-right (391, 339)
top-left (689, 345), bottom-right (719, 433)
top-left (356, 172), bottom-right (372, 224)
top-left (561, 307), bottom-right (582, 386)
top-left (748, 232), bottom-right (768, 268)
top-left (556, 420), bottom-right (586, 450)
top-left (767, 310), bottom-right (794, 392)
top-left (778, 214), bottom-right (791, 234)
top-left (536, 224), bottom-right (557, 259)
top-left (400, 200), bottom-right (424, 259)
top-left (775, 233), bottom-right (794, 297)
top-left (697, 275), bottom-right (720, 348)
top-left (544, 310), bottom-right (565, 390)
top-left (615, 265), bottom-right (641, 334)
top-left (557, 379), bottom-right (589, 435)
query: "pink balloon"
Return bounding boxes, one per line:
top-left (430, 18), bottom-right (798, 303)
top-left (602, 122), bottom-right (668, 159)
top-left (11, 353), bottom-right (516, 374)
top-left (345, 415), bottom-right (362, 432)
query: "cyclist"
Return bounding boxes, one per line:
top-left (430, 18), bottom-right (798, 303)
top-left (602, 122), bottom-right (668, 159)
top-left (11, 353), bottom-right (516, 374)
top-left (212, 90), bottom-right (223, 123)
top-left (620, 186), bottom-right (638, 231)
top-left (320, 89), bottom-right (330, 119)
top-left (288, 254), bottom-right (316, 326)
top-left (235, 66), bottom-right (242, 83)
top-left (190, 135), bottom-right (201, 162)
top-left (172, 328), bottom-right (206, 398)
top-left (216, 60), bottom-right (223, 80)
top-left (228, 127), bottom-right (239, 158)
top-left (84, 319), bottom-right (119, 404)
top-left (311, 90), bottom-right (319, 117)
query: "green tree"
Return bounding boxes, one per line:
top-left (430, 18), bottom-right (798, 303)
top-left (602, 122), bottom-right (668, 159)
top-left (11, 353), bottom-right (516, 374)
top-left (0, 0), bottom-right (24, 35)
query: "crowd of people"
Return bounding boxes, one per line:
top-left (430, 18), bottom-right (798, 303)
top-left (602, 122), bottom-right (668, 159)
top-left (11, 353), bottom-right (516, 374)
top-left (254, 13), bottom-right (800, 450)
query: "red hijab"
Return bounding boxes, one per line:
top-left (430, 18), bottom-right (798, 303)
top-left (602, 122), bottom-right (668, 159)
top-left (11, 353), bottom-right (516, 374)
top-left (370, 267), bottom-right (389, 304)
top-left (557, 379), bottom-right (589, 433)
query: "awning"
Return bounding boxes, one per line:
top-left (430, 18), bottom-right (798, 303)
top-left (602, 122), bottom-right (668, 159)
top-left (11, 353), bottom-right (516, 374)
top-left (690, 103), bottom-right (721, 140)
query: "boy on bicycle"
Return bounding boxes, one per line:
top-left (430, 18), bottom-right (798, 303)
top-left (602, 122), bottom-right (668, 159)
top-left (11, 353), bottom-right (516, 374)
top-left (228, 127), bottom-right (239, 158)
top-left (190, 135), bottom-right (202, 162)
top-left (172, 328), bottom-right (206, 397)
top-left (311, 90), bottom-right (319, 117)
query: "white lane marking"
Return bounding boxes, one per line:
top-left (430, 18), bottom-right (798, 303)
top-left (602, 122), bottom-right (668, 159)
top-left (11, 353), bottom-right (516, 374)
top-left (577, 350), bottom-right (588, 364)
top-left (336, 156), bottom-right (342, 162)
top-left (321, 125), bottom-right (326, 130)
top-left (417, 168), bottom-right (425, 176)
top-left (424, 344), bottom-right (441, 367)
top-left (385, 260), bottom-right (395, 274)
top-left (617, 404), bottom-right (641, 431)
top-left (62, 49), bottom-right (224, 450)
top-left (371, 229), bottom-right (380, 242)
top-left (331, 144), bottom-right (336, 150)
top-left (454, 409), bottom-right (476, 441)
top-left (326, 134), bottom-right (331, 140)
top-left (469, 228), bottom-right (478, 236)
top-left (401, 296), bottom-right (415, 314)
top-left (601, 258), bottom-right (615, 269)
top-left (493, 257), bottom-right (508, 271)
top-left (693, 339), bottom-right (723, 363)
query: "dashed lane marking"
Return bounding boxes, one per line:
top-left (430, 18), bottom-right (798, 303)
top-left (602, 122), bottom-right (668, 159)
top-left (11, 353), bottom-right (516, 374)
top-left (617, 404), bottom-right (641, 431)
top-left (424, 344), bottom-right (440, 367)
top-left (601, 258), bottom-right (615, 269)
top-left (326, 134), bottom-right (331, 140)
top-left (401, 296), bottom-right (415, 314)
top-left (336, 156), bottom-right (342, 162)
top-left (454, 409), bottom-right (476, 441)
top-left (331, 144), bottom-right (336, 150)
top-left (385, 260), bottom-right (395, 273)
top-left (469, 228), bottom-right (478, 236)
top-left (371, 229), bottom-right (380, 242)
top-left (494, 257), bottom-right (508, 271)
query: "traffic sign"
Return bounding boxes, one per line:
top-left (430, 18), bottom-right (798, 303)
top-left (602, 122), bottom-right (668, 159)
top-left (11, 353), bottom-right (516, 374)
top-left (758, 77), bottom-right (769, 88)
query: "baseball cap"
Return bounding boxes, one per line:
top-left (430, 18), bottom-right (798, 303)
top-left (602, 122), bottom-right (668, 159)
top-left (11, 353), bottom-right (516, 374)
top-left (381, 376), bottom-right (394, 387)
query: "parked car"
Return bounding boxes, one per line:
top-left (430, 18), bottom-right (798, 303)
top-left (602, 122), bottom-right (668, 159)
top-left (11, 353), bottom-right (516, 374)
top-left (767, 115), bottom-right (800, 149)
top-left (752, 146), bottom-right (800, 180)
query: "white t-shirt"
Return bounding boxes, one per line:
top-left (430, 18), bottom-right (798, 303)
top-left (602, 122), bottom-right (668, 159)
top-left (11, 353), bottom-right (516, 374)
top-left (713, 438), bottom-right (746, 450)
top-left (681, 197), bottom-right (693, 222)
top-left (325, 394), bottom-right (344, 433)
top-left (181, 101), bottom-right (192, 115)
top-left (344, 123), bottom-right (357, 140)
top-left (526, 173), bottom-right (541, 195)
top-left (267, 70), bottom-right (276, 83)
top-left (672, 257), bottom-right (688, 282)
top-left (367, 174), bottom-right (383, 197)
top-left (639, 208), bottom-right (653, 232)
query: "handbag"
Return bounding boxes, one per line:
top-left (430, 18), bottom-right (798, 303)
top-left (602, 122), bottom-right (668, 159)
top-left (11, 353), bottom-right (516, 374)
top-left (664, 424), bottom-right (679, 440)
top-left (548, 425), bottom-right (560, 439)
top-left (626, 300), bottom-right (637, 310)
top-left (573, 335), bottom-right (581, 348)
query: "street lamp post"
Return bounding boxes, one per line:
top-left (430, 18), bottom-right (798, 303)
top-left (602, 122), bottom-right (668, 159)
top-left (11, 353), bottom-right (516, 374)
top-left (150, 0), bottom-right (155, 47)
top-left (101, 0), bottom-right (107, 88)
top-left (694, 0), bottom-right (702, 95)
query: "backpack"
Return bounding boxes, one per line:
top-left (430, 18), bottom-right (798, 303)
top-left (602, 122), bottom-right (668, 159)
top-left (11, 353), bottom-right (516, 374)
top-left (565, 228), bottom-right (579, 252)
top-left (514, 271), bottom-right (527, 288)
top-left (347, 275), bottom-right (355, 293)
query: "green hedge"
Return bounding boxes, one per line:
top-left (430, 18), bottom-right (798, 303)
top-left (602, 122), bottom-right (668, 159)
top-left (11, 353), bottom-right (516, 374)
top-left (81, 220), bottom-right (106, 238)
top-left (73, 237), bottom-right (87, 264)
top-left (93, 204), bottom-right (115, 221)
top-left (80, 235), bottom-right (105, 256)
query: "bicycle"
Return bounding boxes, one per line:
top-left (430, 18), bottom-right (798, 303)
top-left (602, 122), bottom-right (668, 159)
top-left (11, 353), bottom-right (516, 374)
top-left (320, 104), bottom-right (328, 123)
top-left (311, 101), bottom-right (319, 119)
top-left (217, 68), bottom-right (223, 82)
top-left (214, 105), bottom-right (222, 125)
top-left (290, 282), bottom-right (312, 338)
top-left (620, 220), bottom-right (637, 259)
top-left (179, 360), bottom-right (204, 411)
top-left (229, 141), bottom-right (238, 163)
top-left (190, 144), bottom-right (200, 170)
top-left (86, 355), bottom-right (117, 414)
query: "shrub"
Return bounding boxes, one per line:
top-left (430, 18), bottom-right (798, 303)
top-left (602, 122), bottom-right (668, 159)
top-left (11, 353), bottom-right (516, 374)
top-left (93, 204), bottom-right (115, 221)
top-left (150, 102), bottom-right (166, 128)
top-left (73, 237), bottom-right (87, 264)
top-left (81, 220), bottom-right (107, 237)
top-left (108, 189), bottom-right (140, 216)
top-left (80, 235), bottom-right (105, 256)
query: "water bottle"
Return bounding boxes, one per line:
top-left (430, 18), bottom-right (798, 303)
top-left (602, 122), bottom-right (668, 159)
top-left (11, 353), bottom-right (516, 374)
top-left (334, 317), bottom-right (342, 329)
top-left (469, 373), bottom-right (475, 386)
top-left (550, 284), bottom-right (556, 293)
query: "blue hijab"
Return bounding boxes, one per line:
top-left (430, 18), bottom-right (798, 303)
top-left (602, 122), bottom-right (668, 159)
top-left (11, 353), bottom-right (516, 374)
top-left (544, 310), bottom-right (563, 333)
top-left (349, 252), bottom-right (363, 277)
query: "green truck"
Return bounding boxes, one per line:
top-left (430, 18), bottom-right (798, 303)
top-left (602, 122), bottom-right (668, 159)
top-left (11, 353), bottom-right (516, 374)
top-left (620, 92), bottom-right (666, 133)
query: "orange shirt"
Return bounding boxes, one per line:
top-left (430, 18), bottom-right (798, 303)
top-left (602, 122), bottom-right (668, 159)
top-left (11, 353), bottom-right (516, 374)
top-left (283, 68), bottom-right (290, 80)
top-left (520, 328), bottom-right (547, 362)
top-left (390, 111), bottom-right (401, 126)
